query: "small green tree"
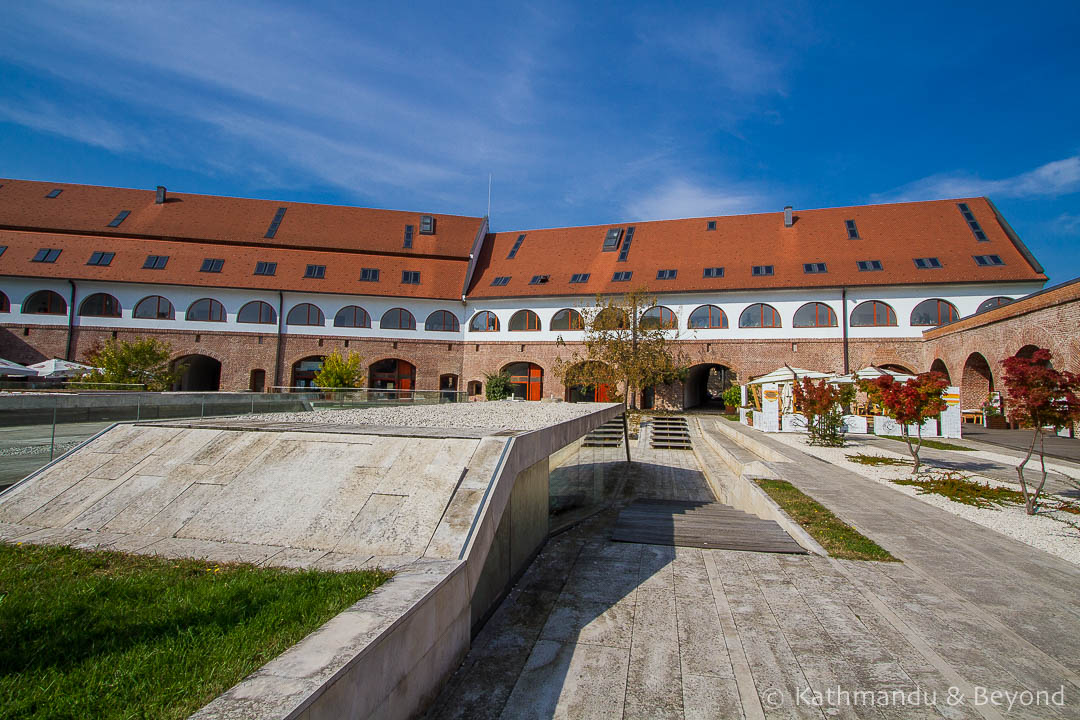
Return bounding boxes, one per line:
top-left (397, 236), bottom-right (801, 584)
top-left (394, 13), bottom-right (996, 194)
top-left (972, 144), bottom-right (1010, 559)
top-left (554, 287), bottom-right (686, 409)
top-left (861, 372), bottom-right (949, 472)
top-left (78, 337), bottom-right (180, 391)
top-left (484, 371), bottom-right (512, 400)
top-left (313, 351), bottom-right (365, 389)
top-left (721, 384), bottom-right (742, 409)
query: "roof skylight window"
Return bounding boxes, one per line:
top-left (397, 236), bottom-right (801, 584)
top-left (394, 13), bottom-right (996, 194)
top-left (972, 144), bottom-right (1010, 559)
top-left (612, 271), bottom-right (632, 282)
top-left (958, 203), bottom-right (988, 241)
top-left (751, 265), bottom-right (774, 276)
top-left (402, 270), bottom-right (420, 284)
top-left (602, 228), bottom-right (623, 251)
top-left (107, 210), bottom-right (131, 228)
top-left (973, 254), bottom-right (1004, 266)
top-left (656, 269), bottom-right (677, 280)
top-left (845, 220), bottom-right (859, 239)
top-left (706, 220), bottom-right (717, 231)
top-left (32, 248), bottom-right (61, 263)
top-left (857, 260), bottom-right (883, 272)
top-left (87, 251), bottom-right (114, 266)
top-left (914, 257), bottom-right (942, 269)
top-left (254, 261), bottom-right (277, 276)
top-left (305, 264), bottom-right (326, 279)
top-left (419, 215), bottom-right (435, 235)
top-left (0, 246), bottom-right (6, 258)
top-left (143, 255), bottom-right (168, 269)
top-left (200, 258), bottom-right (224, 273)
top-left (803, 262), bottom-right (827, 274)
top-left (360, 268), bottom-right (380, 282)
top-left (264, 207), bottom-right (287, 239)
top-left (617, 226), bottom-right (636, 262)
top-left (569, 273), bottom-right (590, 283)
top-left (703, 267), bottom-right (724, 278)
top-left (529, 275), bottom-right (549, 285)
top-left (404, 225), bottom-right (414, 248)
top-left (508, 234), bottom-right (526, 259)
top-left (45, 189), bottom-right (62, 198)
top-left (490, 276), bottom-right (511, 286)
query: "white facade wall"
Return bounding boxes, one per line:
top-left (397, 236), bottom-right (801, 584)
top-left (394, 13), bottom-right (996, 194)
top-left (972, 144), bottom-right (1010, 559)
top-left (0, 276), bottom-right (1043, 344)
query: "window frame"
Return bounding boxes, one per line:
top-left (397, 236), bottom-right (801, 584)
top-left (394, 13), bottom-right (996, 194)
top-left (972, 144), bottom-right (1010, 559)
top-left (793, 302), bottom-right (837, 328)
top-left (424, 310), bottom-right (460, 332)
top-left (237, 300), bottom-right (277, 324)
top-left (78, 292), bottom-right (122, 318)
top-left (333, 305), bottom-right (371, 328)
top-left (286, 303), bottom-right (326, 326)
top-left (739, 303), bottom-right (782, 328)
top-left (688, 304), bottom-right (727, 329)
top-left (550, 309), bottom-right (584, 331)
top-left (849, 300), bottom-right (897, 327)
top-left (186, 298), bottom-right (227, 322)
top-left (380, 307), bottom-right (416, 330)
top-left (469, 310), bottom-right (500, 332)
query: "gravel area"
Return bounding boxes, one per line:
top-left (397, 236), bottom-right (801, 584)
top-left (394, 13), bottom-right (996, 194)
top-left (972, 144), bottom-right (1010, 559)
top-left (246, 400), bottom-right (616, 431)
top-left (768, 431), bottom-right (1080, 567)
top-left (0, 441), bottom-right (83, 457)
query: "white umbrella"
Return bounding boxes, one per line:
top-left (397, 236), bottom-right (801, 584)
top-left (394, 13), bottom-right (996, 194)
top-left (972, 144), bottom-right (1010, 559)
top-left (748, 367), bottom-right (834, 385)
top-left (0, 358), bottom-right (38, 377)
top-left (27, 358), bottom-right (96, 379)
top-left (829, 365), bottom-right (915, 384)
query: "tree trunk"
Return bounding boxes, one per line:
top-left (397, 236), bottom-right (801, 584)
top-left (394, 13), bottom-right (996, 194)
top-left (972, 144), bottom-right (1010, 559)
top-left (901, 425), bottom-right (919, 473)
top-left (1017, 428), bottom-right (1039, 514)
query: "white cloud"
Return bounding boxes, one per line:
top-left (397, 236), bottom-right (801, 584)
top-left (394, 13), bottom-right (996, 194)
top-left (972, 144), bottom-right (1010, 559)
top-left (623, 178), bottom-right (768, 221)
top-left (0, 99), bottom-right (133, 152)
top-left (878, 155), bottom-right (1080, 202)
top-left (1048, 212), bottom-right (1080, 236)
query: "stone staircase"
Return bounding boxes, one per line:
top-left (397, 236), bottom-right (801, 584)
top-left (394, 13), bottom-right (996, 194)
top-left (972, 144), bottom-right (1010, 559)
top-left (649, 416), bottom-right (692, 450)
top-left (582, 416), bottom-right (625, 448)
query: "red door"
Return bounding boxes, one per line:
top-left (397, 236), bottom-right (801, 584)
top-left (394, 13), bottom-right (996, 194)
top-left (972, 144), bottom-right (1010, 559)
top-left (595, 383), bottom-right (611, 403)
top-left (527, 365), bottom-right (543, 401)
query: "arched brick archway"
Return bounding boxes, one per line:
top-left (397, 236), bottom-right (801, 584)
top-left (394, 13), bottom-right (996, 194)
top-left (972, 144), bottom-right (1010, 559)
top-left (929, 358), bottom-right (951, 383)
top-left (173, 353), bottom-right (222, 391)
top-left (683, 363), bottom-right (736, 409)
top-left (961, 352), bottom-right (994, 410)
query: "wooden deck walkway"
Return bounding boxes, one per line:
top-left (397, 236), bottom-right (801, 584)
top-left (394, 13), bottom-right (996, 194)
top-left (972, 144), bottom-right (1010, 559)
top-left (611, 498), bottom-right (807, 554)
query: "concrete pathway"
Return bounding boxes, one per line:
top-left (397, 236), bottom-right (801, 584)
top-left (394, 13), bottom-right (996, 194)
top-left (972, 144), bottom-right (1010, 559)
top-left (962, 426), bottom-right (1080, 463)
top-left (427, 422), bottom-right (1080, 719)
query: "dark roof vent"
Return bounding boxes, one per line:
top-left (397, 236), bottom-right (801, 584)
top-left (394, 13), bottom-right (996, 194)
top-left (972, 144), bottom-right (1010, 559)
top-left (784, 206), bottom-right (793, 227)
top-left (155, 186), bottom-right (167, 204)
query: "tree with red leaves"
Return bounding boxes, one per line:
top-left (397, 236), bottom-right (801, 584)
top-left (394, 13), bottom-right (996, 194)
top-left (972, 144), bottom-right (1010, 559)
top-left (1002, 348), bottom-right (1080, 515)
top-left (793, 377), bottom-right (845, 446)
top-left (861, 372), bottom-right (949, 473)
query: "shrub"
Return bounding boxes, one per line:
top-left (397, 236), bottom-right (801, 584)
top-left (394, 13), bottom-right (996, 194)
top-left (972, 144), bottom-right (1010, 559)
top-left (313, 351), bottom-right (365, 389)
top-left (721, 384), bottom-right (741, 408)
top-left (794, 377), bottom-right (845, 447)
top-left (78, 337), bottom-right (179, 391)
top-left (860, 372), bottom-right (948, 473)
top-left (484, 371), bottom-right (512, 401)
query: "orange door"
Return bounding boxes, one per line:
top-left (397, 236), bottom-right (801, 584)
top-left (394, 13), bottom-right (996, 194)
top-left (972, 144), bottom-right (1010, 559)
top-left (595, 383), bottom-right (611, 402)
top-left (399, 375), bottom-right (413, 400)
top-left (527, 365), bottom-right (543, 401)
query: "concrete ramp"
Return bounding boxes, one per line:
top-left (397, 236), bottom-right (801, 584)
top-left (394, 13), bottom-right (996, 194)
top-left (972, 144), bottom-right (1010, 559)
top-left (0, 422), bottom-right (496, 568)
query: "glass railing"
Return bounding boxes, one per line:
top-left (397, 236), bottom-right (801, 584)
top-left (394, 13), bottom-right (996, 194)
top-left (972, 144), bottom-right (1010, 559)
top-left (0, 388), bottom-right (466, 490)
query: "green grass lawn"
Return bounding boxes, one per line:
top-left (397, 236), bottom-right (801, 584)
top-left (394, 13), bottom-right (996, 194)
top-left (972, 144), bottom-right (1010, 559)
top-left (755, 479), bottom-right (899, 562)
top-left (0, 544), bottom-right (391, 720)
top-left (878, 435), bottom-right (975, 451)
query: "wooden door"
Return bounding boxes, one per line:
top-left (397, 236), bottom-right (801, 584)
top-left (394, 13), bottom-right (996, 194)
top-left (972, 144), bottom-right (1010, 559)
top-left (527, 365), bottom-right (543, 401)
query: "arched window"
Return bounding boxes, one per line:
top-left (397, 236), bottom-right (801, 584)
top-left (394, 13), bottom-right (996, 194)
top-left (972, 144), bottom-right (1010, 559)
top-left (551, 309), bottom-right (584, 331)
top-left (23, 290), bottom-right (67, 315)
top-left (425, 310), bottom-right (459, 332)
top-left (688, 305), bottom-right (727, 329)
top-left (186, 298), bottom-right (226, 322)
top-left (334, 305), bottom-right (371, 328)
top-left (133, 295), bottom-right (174, 320)
top-left (509, 309), bottom-right (541, 331)
top-left (910, 299), bottom-right (959, 326)
top-left (0, 292), bottom-right (8, 313)
top-left (78, 293), bottom-right (122, 318)
top-left (793, 302), bottom-right (837, 328)
top-left (977, 296), bottom-right (1014, 314)
top-left (238, 300), bottom-right (276, 324)
top-left (850, 301), bottom-right (896, 327)
top-left (640, 306), bottom-right (677, 329)
top-left (287, 303), bottom-right (325, 326)
top-left (469, 311), bottom-right (499, 332)
top-left (595, 307), bottom-right (628, 330)
top-left (380, 308), bottom-right (415, 330)
top-left (739, 303), bottom-right (781, 328)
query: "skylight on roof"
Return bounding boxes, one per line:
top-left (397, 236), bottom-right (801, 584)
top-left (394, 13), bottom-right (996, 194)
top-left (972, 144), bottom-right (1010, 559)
top-left (617, 226), bottom-right (636, 262)
top-left (706, 220), bottom-right (717, 231)
top-left (200, 258), bottom-right (224, 273)
top-left (602, 228), bottom-right (623, 251)
top-left (845, 220), bottom-right (859, 239)
top-left (958, 203), bottom-right (988, 241)
top-left (491, 276), bottom-right (511, 286)
top-left (107, 210), bottom-right (131, 228)
top-left (857, 259), bottom-right (883, 272)
top-left (803, 262), bottom-right (827, 274)
top-left (87, 251), bottom-right (114, 266)
top-left (404, 225), bottom-right (414, 248)
top-left (529, 275), bottom-right (549, 285)
top-left (569, 273), bottom-right (590, 283)
top-left (360, 268), bottom-right (380, 282)
top-left (973, 254), bottom-right (1004, 266)
top-left (144, 255), bottom-right (168, 270)
top-left (612, 271), bottom-right (632, 282)
top-left (254, 261), bottom-right (277, 276)
top-left (264, 207), bottom-right (287, 239)
top-left (45, 189), bottom-right (62, 198)
top-left (508, 234), bottom-right (526, 259)
top-left (703, 267), bottom-right (724, 278)
top-left (402, 270), bottom-right (420, 284)
top-left (656, 269), bottom-right (677, 280)
top-left (751, 265), bottom-right (774, 276)
top-left (913, 257), bottom-right (942, 269)
top-left (0, 246), bottom-right (6, 258)
top-left (305, 264), bottom-right (326, 279)
top-left (419, 215), bottom-right (435, 234)
top-left (32, 248), bottom-right (61, 263)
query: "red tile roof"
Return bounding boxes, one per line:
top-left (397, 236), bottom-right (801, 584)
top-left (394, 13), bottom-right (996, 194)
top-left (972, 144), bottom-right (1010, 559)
top-left (467, 197), bottom-right (1046, 298)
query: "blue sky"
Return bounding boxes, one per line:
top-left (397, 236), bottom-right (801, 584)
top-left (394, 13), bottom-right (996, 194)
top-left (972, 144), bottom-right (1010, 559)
top-left (1, 1), bottom-right (1078, 284)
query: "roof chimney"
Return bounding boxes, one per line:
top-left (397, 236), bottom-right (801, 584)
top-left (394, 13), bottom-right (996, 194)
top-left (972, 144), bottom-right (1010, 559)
top-left (155, 186), bottom-right (167, 204)
top-left (784, 205), bottom-right (793, 227)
